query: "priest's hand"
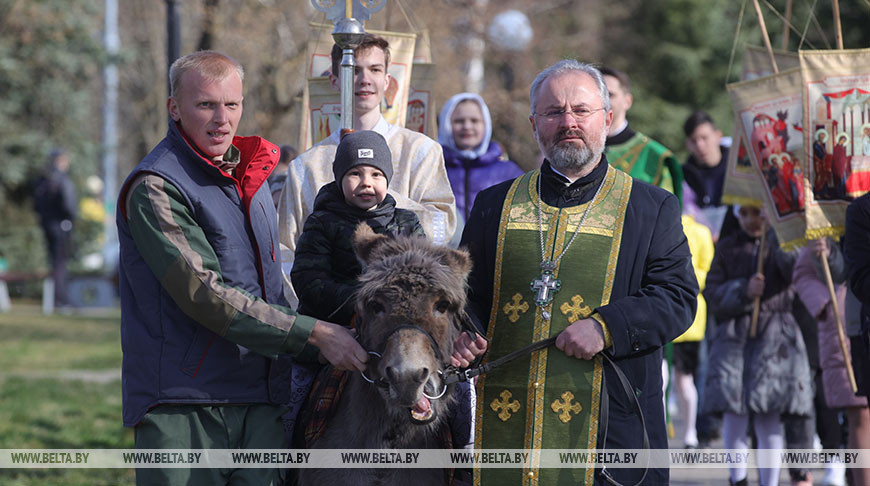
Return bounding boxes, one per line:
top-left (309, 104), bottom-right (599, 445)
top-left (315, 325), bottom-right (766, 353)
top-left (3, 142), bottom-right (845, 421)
top-left (451, 332), bottom-right (488, 368)
top-left (556, 318), bottom-right (605, 360)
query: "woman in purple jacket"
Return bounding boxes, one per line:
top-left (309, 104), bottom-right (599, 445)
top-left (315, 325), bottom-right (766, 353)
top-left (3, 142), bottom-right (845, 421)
top-left (438, 93), bottom-right (523, 245)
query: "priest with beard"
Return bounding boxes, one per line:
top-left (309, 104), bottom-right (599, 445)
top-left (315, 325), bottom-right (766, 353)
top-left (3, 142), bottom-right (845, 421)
top-left (453, 60), bottom-right (698, 486)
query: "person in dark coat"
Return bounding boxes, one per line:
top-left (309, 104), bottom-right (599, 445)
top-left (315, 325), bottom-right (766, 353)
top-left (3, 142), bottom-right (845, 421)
top-left (32, 148), bottom-right (77, 308)
top-left (843, 193), bottom-right (870, 486)
top-left (844, 192), bottom-right (870, 401)
top-left (703, 205), bottom-right (812, 486)
top-left (292, 130), bottom-right (424, 326)
top-left (438, 93), bottom-right (524, 247)
top-left (453, 60), bottom-right (697, 486)
top-left (682, 111), bottom-right (740, 241)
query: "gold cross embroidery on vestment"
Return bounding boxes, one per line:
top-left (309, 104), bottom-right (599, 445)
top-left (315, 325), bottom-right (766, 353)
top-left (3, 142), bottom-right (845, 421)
top-left (503, 293), bottom-right (529, 323)
top-left (551, 391), bottom-right (583, 423)
top-left (490, 390), bottom-right (521, 421)
top-left (560, 294), bottom-right (592, 322)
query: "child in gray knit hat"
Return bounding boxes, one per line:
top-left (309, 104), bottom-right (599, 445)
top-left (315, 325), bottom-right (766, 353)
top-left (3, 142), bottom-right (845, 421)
top-left (291, 131), bottom-right (425, 326)
top-left (331, 130), bottom-right (394, 211)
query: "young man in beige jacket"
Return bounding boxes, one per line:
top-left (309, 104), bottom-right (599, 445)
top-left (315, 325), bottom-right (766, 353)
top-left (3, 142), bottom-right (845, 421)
top-left (277, 34), bottom-right (456, 307)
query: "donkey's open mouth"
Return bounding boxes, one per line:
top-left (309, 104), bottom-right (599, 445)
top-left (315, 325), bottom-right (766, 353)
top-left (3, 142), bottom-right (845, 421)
top-left (408, 373), bottom-right (445, 423)
top-left (410, 395), bottom-right (434, 423)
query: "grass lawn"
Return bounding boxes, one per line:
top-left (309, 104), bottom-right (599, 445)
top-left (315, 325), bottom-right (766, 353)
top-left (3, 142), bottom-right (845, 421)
top-left (0, 303), bottom-right (135, 485)
top-left (0, 303), bottom-right (122, 372)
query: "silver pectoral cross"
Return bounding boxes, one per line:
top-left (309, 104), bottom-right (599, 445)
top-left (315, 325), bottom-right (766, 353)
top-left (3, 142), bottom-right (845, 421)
top-left (530, 262), bottom-right (561, 317)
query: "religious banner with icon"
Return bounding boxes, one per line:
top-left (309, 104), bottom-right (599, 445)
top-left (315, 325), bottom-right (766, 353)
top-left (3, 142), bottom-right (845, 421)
top-left (298, 23), bottom-right (417, 150)
top-left (722, 46), bottom-right (800, 207)
top-left (742, 45), bottom-right (800, 79)
top-left (800, 49), bottom-right (870, 239)
top-left (728, 68), bottom-right (807, 250)
top-left (307, 77), bottom-right (342, 147)
top-left (407, 30), bottom-right (434, 138)
top-left (405, 63), bottom-right (436, 139)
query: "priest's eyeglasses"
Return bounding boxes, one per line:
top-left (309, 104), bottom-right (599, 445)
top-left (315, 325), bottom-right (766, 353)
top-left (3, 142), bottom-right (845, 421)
top-left (534, 106), bottom-right (605, 122)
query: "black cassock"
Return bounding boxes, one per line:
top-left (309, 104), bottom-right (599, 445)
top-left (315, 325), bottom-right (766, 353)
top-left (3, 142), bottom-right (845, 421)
top-left (461, 157), bottom-right (698, 486)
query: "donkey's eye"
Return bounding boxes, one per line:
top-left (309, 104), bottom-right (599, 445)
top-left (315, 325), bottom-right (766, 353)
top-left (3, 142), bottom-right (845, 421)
top-left (434, 300), bottom-right (450, 314)
top-left (367, 301), bottom-right (385, 315)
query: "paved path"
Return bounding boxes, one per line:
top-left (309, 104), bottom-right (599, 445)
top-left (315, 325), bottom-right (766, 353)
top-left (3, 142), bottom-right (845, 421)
top-left (0, 368), bottom-right (120, 384)
top-left (667, 407), bottom-right (826, 485)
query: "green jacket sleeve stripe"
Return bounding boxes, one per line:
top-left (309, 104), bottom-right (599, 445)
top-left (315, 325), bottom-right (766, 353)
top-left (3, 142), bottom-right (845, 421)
top-left (124, 174), bottom-right (315, 358)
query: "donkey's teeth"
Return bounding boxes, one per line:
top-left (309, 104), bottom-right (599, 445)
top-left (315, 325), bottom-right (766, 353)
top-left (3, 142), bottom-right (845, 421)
top-left (410, 396), bottom-right (433, 421)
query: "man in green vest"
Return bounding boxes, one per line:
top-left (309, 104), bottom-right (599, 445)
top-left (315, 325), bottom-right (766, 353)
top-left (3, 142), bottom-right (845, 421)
top-left (601, 67), bottom-right (683, 202)
top-left (454, 60), bottom-right (697, 485)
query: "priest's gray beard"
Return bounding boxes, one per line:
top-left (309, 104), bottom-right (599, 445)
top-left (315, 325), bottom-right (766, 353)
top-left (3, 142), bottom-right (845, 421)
top-left (542, 129), bottom-right (606, 175)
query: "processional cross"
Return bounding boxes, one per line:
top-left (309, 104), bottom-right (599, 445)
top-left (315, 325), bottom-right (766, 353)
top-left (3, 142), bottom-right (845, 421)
top-left (312, 0), bottom-right (386, 135)
top-left (530, 262), bottom-right (560, 320)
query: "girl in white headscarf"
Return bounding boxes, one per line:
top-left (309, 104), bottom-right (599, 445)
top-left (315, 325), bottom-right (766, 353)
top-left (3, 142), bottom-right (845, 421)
top-left (438, 93), bottom-right (523, 240)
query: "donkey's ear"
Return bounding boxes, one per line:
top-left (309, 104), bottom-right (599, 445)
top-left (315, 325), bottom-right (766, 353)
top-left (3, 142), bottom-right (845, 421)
top-left (440, 246), bottom-right (472, 278)
top-left (352, 223), bottom-right (389, 264)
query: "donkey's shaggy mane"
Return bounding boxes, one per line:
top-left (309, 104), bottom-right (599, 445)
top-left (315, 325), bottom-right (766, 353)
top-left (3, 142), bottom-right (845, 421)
top-left (356, 247), bottom-right (469, 309)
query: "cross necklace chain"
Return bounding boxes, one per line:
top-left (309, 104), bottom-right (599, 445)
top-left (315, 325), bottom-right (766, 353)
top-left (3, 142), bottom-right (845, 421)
top-left (531, 172), bottom-right (604, 320)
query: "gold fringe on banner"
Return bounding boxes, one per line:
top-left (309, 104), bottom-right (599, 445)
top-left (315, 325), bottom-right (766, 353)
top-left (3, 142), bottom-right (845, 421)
top-left (722, 194), bottom-right (768, 207)
top-left (805, 226), bottom-right (844, 241)
top-left (779, 236), bottom-right (808, 252)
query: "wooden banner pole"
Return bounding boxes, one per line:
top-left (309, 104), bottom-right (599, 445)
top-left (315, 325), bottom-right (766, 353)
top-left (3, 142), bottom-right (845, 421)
top-left (832, 0), bottom-right (844, 49)
top-left (749, 223), bottom-right (767, 338)
top-left (781, 0), bottom-right (793, 50)
top-left (819, 252), bottom-right (858, 392)
top-left (752, 0), bottom-right (779, 73)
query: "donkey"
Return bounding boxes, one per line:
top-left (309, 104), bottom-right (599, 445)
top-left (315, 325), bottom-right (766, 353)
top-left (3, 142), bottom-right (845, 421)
top-left (297, 223), bottom-right (472, 486)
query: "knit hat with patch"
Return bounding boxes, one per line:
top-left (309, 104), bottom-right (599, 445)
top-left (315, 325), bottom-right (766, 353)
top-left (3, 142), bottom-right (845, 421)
top-left (332, 130), bottom-right (393, 184)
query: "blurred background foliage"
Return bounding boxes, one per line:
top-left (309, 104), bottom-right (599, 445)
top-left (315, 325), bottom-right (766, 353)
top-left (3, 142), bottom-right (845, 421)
top-left (1, 0), bottom-right (869, 294)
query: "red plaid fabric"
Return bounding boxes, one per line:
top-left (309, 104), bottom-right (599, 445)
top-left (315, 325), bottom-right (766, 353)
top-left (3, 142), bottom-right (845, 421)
top-left (303, 366), bottom-right (349, 445)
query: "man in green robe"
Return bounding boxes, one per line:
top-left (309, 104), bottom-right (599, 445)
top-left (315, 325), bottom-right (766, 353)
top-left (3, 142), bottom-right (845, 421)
top-left (601, 67), bottom-right (683, 202)
top-left (453, 61), bottom-right (697, 485)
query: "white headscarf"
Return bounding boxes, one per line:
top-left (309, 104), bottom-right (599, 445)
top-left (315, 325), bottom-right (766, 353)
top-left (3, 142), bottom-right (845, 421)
top-left (437, 92), bottom-right (493, 159)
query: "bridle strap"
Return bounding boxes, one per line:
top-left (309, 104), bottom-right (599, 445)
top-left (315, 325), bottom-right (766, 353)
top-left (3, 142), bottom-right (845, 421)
top-left (360, 323), bottom-right (450, 391)
top-left (443, 336), bottom-right (556, 385)
top-left (597, 352), bottom-right (649, 486)
top-left (371, 324), bottom-right (446, 363)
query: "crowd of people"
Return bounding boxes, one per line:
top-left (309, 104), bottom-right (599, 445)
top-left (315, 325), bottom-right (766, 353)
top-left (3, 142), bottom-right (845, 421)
top-left (92, 34), bottom-right (870, 486)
